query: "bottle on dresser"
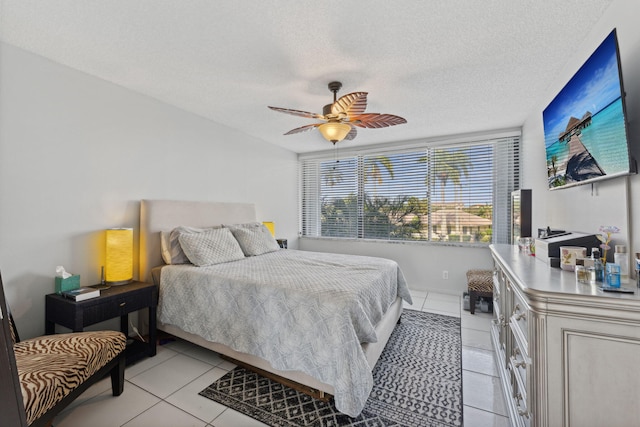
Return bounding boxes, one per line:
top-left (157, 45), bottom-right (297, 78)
top-left (614, 245), bottom-right (629, 282)
top-left (592, 248), bottom-right (604, 283)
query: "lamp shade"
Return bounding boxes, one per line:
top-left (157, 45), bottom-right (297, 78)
top-left (105, 228), bottom-right (133, 285)
top-left (318, 122), bottom-right (351, 144)
top-left (262, 221), bottom-right (275, 237)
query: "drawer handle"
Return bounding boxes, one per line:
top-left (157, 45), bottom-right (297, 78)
top-left (516, 394), bottom-right (530, 418)
top-left (513, 304), bottom-right (527, 321)
top-left (492, 314), bottom-right (505, 327)
top-left (119, 302), bottom-right (126, 307)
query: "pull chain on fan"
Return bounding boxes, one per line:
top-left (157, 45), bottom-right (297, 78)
top-left (268, 81), bottom-right (407, 145)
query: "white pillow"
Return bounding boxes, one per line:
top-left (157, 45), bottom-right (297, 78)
top-left (178, 227), bottom-right (245, 266)
top-left (227, 223), bottom-right (280, 256)
top-left (160, 226), bottom-right (220, 264)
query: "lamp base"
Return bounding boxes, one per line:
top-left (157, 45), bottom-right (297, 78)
top-left (106, 279), bottom-right (133, 286)
top-left (90, 283), bottom-right (111, 290)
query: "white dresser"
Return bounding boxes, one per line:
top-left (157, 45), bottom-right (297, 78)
top-left (490, 244), bottom-right (640, 427)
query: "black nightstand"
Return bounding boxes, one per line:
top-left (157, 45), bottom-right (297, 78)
top-left (45, 281), bottom-right (157, 365)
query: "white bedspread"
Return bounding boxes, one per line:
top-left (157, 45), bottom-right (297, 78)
top-left (157, 249), bottom-right (412, 417)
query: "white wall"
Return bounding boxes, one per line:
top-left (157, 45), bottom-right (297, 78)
top-left (0, 44), bottom-right (299, 339)
top-left (521, 0), bottom-right (640, 268)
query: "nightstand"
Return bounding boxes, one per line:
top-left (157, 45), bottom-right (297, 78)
top-left (276, 238), bottom-right (288, 249)
top-left (45, 281), bottom-right (157, 365)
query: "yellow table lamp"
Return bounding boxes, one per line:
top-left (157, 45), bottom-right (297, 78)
top-left (105, 228), bottom-right (133, 285)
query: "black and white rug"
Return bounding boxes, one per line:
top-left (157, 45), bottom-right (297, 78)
top-left (199, 310), bottom-right (462, 427)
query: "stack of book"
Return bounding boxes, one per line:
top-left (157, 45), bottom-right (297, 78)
top-left (62, 287), bottom-right (100, 301)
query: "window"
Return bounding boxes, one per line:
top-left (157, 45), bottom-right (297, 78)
top-left (301, 132), bottom-right (520, 245)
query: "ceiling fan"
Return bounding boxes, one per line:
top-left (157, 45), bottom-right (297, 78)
top-left (268, 81), bottom-right (407, 145)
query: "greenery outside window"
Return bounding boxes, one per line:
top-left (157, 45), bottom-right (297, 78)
top-left (300, 131), bottom-right (520, 245)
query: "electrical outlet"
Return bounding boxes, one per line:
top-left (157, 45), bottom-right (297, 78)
top-left (443, 270), bottom-right (449, 279)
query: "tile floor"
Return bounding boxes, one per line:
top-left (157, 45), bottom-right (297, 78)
top-left (53, 290), bottom-right (511, 427)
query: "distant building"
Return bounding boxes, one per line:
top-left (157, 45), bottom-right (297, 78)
top-left (400, 208), bottom-right (492, 241)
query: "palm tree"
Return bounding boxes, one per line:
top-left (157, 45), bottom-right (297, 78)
top-left (365, 156), bottom-right (395, 186)
top-left (547, 155), bottom-right (558, 177)
top-left (418, 148), bottom-right (472, 240)
top-left (434, 149), bottom-right (471, 204)
top-left (418, 148), bottom-right (471, 204)
top-left (323, 165), bottom-right (343, 186)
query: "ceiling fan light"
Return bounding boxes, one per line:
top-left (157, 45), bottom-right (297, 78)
top-left (318, 122), bottom-right (351, 144)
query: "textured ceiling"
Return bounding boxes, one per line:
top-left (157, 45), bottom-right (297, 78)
top-left (0, 1), bottom-right (614, 153)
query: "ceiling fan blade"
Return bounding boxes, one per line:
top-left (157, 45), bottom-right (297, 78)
top-left (344, 126), bottom-right (358, 141)
top-left (331, 92), bottom-right (368, 116)
top-left (268, 106), bottom-right (325, 120)
top-left (349, 113), bottom-right (407, 129)
top-left (283, 123), bottom-right (321, 135)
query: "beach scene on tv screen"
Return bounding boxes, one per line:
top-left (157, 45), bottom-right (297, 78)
top-left (543, 31), bottom-right (630, 189)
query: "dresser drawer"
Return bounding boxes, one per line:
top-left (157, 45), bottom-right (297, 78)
top-left (510, 289), bottom-right (529, 347)
top-left (509, 329), bottom-right (530, 396)
top-left (513, 376), bottom-right (532, 427)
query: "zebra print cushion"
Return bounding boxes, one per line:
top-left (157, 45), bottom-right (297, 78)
top-left (14, 330), bottom-right (126, 425)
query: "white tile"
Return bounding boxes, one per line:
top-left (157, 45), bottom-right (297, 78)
top-left (461, 312), bottom-right (493, 332)
top-left (55, 383), bottom-right (160, 427)
top-left (423, 299), bottom-right (460, 315)
top-left (166, 367), bottom-right (229, 423)
top-left (217, 359), bottom-right (237, 371)
top-left (405, 296), bottom-right (425, 311)
top-left (125, 345), bottom-right (180, 379)
top-left (409, 289), bottom-right (428, 299)
top-left (210, 408), bottom-right (270, 427)
top-left (123, 401), bottom-right (208, 427)
top-left (179, 344), bottom-right (226, 366)
top-left (462, 346), bottom-right (499, 377)
top-left (463, 405), bottom-right (512, 427)
top-left (63, 375), bottom-right (113, 412)
top-left (427, 292), bottom-right (461, 303)
top-left (462, 328), bottom-right (493, 351)
top-left (162, 338), bottom-right (200, 354)
top-left (421, 307), bottom-right (461, 318)
top-left (129, 354), bottom-right (215, 399)
top-left (462, 371), bottom-right (508, 416)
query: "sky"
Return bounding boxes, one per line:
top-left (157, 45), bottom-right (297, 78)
top-left (542, 30), bottom-right (622, 148)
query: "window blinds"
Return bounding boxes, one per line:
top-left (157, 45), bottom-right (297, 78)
top-left (300, 132), bottom-right (520, 245)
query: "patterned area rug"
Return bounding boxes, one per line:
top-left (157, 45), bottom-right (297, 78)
top-left (199, 309), bottom-right (462, 427)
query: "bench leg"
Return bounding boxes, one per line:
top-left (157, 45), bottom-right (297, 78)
top-left (110, 355), bottom-right (125, 396)
top-left (469, 291), bottom-right (477, 314)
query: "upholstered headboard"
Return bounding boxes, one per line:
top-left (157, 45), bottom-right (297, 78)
top-left (139, 199), bottom-right (256, 283)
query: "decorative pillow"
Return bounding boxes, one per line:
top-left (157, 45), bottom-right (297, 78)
top-left (160, 226), bottom-right (220, 264)
top-left (227, 223), bottom-right (280, 256)
top-left (178, 227), bottom-right (245, 266)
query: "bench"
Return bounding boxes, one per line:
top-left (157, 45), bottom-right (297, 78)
top-left (466, 269), bottom-right (494, 315)
top-left (0, 273), bottom-right (126, 426)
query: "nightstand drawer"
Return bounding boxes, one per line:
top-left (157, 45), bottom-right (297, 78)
top-left (81, 293), bottom-right (150, 324)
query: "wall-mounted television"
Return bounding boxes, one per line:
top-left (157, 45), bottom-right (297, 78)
top-left (543, 29), bottom-right (635, 190)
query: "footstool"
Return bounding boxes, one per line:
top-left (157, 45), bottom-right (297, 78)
top-left (466, 269), bottom-right (493, 314)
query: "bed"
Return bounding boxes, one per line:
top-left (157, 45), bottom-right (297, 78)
top-left (139, 199), bottom-right (412, 417)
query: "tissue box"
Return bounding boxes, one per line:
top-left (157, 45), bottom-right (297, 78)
top-left (55, 275), bottom-right (80, 294)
